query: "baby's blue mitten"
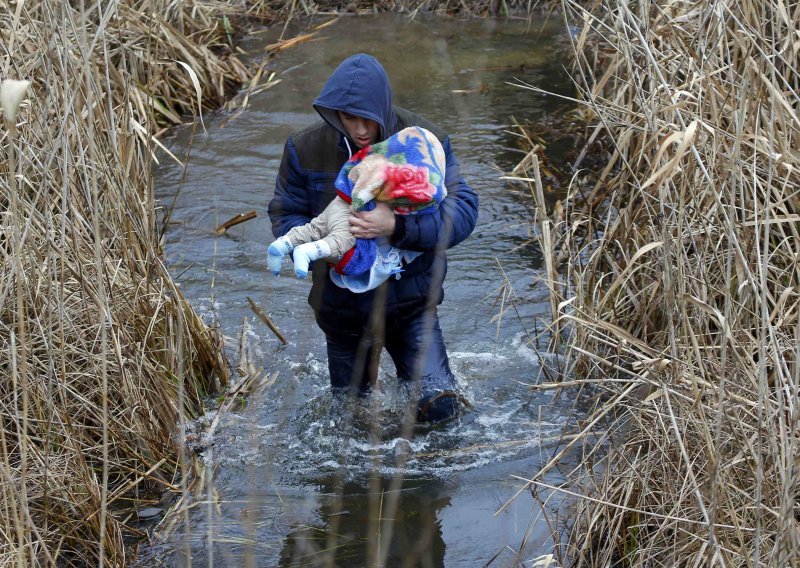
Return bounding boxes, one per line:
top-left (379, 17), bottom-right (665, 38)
top-left (267, 236), bottom-right (293, 275)
top-left (292, 240), bottom-right (331, 279)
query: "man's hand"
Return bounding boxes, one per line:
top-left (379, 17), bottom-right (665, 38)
top-left (349, 202), bottom-right (396, 239)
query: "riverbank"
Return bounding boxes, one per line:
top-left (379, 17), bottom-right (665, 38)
top-left (0, 2), bottom-right (263, 564)
top-left (523, 0), bottom-right (800, 565)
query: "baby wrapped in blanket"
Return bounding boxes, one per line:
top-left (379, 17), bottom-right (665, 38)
top-left (268, 126), bottom-right (447, 293)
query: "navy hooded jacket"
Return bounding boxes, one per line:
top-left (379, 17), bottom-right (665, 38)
top-left (268, 54), bottom-right (479, 330)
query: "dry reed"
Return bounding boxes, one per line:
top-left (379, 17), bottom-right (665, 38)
top-left (245, 0), bottom-right (543, 17)
top-left (0, 0), bottom-right (276, 564)
top-left (513, 0), bottom-right (800, 565)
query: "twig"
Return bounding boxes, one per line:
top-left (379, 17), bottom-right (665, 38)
top-left (214, 210), bottom-right (257, 235)
top-left (246, 296), bottom-right (287, 345)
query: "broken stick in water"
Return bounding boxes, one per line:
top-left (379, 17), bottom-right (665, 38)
top-left (215, 210), bottom-right (257, 235)
top-left (246, 296), bottom-right (287, 345)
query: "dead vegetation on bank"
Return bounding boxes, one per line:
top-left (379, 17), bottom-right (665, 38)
top-left (0, 0), bottom-right (277, 564)
top-left (516, 0), bottom-right (800, 565)
top-left (1, 1), bottom-right (553, 565)
top-left (246, 0), bottom-right (543, 17)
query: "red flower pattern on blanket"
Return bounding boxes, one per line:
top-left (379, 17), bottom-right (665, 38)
top-left (382, 164), bottom-right (435, 206)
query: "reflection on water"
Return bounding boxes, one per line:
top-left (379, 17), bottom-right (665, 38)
top-left (279, 478), bottom-right (449, 567)
top-left (139, 12), bottom-right (577, 567)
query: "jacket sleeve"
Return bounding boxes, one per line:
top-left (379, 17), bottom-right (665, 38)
top-left (389, 136), bottom-right (478, 252)
top-left (268, 137), bottom-right (313, 238)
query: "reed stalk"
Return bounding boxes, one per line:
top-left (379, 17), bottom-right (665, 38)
top-left (515, 0), bottom-right (800, 565)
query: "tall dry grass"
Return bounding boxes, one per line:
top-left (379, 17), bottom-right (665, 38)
top-left (514, 0), bottom-right (800, 565)
top-left (245, 0), bottom-right (543, 17)
top-left (0, 0), bottom-right (272, 564)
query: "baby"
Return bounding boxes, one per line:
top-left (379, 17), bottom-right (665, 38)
top-left (268, 126), bottom-right (447, 293)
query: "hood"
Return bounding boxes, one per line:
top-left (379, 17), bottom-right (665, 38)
top-left (313, 54), bottom-right (396, 144)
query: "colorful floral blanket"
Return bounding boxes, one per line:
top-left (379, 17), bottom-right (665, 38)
top-left (332, 126), bottom-right (447, 277)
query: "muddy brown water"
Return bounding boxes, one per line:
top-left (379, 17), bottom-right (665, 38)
top-left (138, 13), bottom-right (581, 567)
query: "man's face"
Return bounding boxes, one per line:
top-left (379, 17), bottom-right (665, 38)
top-left (338, 111), bottom-right (380, 149)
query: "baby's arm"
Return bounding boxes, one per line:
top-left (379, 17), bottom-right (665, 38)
top-left (313, 197), bottom-right (356, 257)
top-left (290, 198), bottom-right (355, 278)
top-left (268, 197), bottom-right (356, 277)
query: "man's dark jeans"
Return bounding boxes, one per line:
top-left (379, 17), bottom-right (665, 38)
top-left (320, 307), bottom-right (456, 397)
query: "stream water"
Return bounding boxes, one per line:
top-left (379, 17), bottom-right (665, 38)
top-left (140, 13), bottom-right (578, 567)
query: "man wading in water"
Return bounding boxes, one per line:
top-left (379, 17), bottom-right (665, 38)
top-left (268, 53), bottom-right (478, 422)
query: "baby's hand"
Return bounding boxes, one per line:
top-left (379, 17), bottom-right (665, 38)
top-left (292, 240), bottom-right (332, 279)
top-left (267, 237), bottom-right (293, 275)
